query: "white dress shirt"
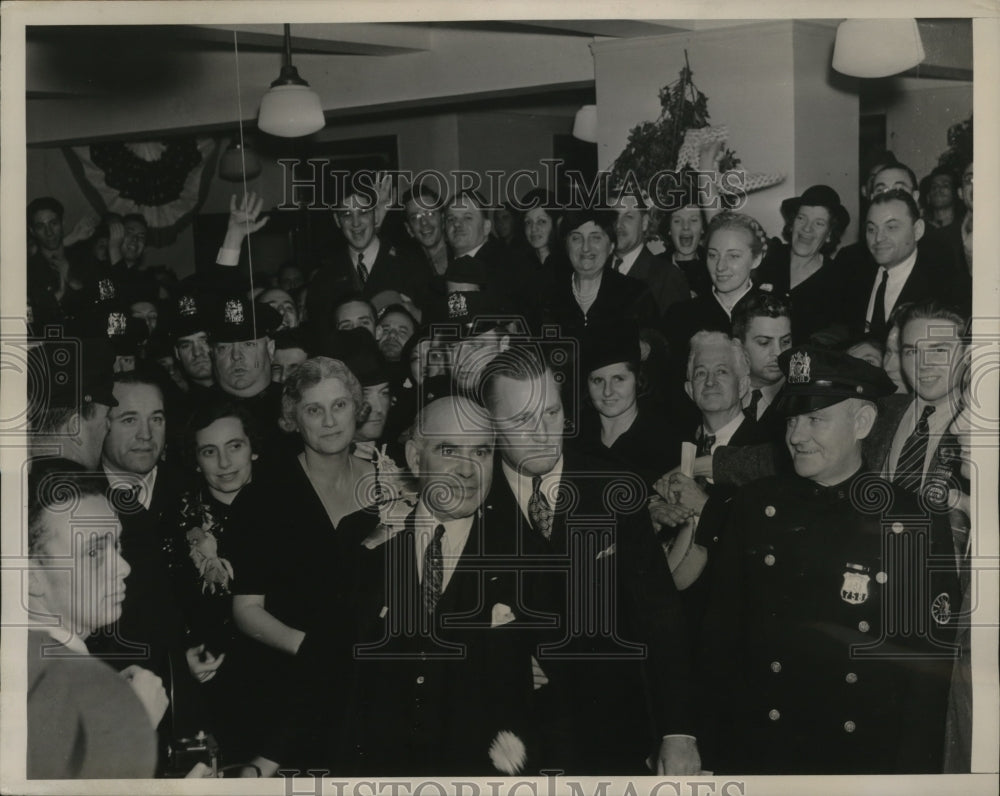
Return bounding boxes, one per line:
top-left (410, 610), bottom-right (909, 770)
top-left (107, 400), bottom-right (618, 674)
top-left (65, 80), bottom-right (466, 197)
top-left (743, 381), bottom-right (784, 421)
top-left (865, 247), bottom-right (918, 330)
top-left (353, 238), bottom-right (381, 274)
top-left (884, 398), bottom-right (956, 485)
top-left (614, 245), bottom-right (644, 277)
top-left (501, 455), bottom-right (564, 525)
top-left (412, 499), bottom-right (474, 592)
top-left (103, 465), bottom-right (157, 511)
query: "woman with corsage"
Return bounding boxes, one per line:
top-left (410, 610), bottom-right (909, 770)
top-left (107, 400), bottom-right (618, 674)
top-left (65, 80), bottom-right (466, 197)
top-left (226, 357), bottom-right (409, 773)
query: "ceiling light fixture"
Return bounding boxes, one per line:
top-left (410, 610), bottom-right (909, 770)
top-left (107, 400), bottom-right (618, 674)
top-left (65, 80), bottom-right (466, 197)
top-left (572, 105), bottom-right (598, 143)
top-left (832, 19), bottom-right (926, 79)
top-left (257, 23), bottom-right (325, 137)
top-left (219, 139), bottom-right (262, 181)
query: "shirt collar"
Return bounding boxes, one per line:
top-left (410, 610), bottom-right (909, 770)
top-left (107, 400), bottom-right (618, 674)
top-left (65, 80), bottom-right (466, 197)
top-left (712, 280), bottom-right (753, 317)
top-left (102, 464), bottom-right (158, 511)
top-left (615, 245), bottom-right (643, 275)
top-left (353, 237), bottom-right (381, 268)
top-left (461, 240), bottom-right (487, 260)
top-left (40, 623), bottom-right (89, 655)
top-left (703, 411), bottom-right (746, 447)
top-left (501, 454), bottom-right (564, 520)
top-left (883, 245), bottom-right (918, 278)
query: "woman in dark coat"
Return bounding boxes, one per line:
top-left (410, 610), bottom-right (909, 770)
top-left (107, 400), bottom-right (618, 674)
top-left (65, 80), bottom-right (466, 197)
top-left (755, 184), bottom-right (851, 343)
top-left (542, 207), bottom-right (658, 339)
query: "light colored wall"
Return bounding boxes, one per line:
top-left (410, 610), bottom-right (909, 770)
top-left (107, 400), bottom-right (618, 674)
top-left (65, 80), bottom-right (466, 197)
top-left (885, 82), bottom-right (973, 182)
top-left (593, 21), bottom-right (814, 239)
top-left (456, 111), bottom-right (573, 201)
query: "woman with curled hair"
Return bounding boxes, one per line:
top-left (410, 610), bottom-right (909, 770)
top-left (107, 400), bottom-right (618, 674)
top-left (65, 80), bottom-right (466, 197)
top-left (225, 356), bottom-right (378, 771)
top-left (756, 185), bottom-right (851, 342)
top-left (520, 189), bottom-right (570, 277)
top-left (164, 397), bottom-right (262, 762)
top-left (664, 211), bottom-right (769, 424)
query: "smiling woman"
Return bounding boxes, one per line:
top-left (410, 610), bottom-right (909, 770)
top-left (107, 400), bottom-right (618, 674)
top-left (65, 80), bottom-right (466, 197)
top-left (223, 356), bottom-right (381, 769)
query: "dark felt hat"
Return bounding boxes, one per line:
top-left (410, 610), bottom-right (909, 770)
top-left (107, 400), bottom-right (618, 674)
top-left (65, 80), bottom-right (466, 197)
top-left (779, 185), bottom-right (850, 232)
top-left (583, 320), bottom-right (641, 375)
top-left (776, 345), bottom-right (897, 416)
top-left (314, 327), bottom-right (391, 387)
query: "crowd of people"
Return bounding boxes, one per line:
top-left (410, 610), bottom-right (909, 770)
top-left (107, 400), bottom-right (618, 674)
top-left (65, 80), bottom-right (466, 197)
top-left (23, 148), bottom-right (976, 779)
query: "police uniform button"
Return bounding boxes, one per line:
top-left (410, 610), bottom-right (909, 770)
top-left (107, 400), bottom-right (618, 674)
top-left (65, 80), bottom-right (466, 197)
top-left (765, 505), bottom-right (776, 517)
top-left (416, 676), bottom-right (425, 685)
top-left (768, 709), bottom-right (780, 721)
top-left (845, 672), bottom-right (858, 684)
top-left (858, 620), bottom-right (870, 633)
top-left (764, 554), bottom-right (776, 566)
top-left (770, 661), bottom-right (782, 673)
top-left (891, 522), bottom-right (904, 534)
top-left (875, 571), bottom-right (888, 584)
top-left (844, 721), bottom-right (856, 733)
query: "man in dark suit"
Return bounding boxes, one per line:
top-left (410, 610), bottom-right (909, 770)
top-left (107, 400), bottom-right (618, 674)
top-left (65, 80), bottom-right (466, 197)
top-left (611, 193), bottom-right (690, 317)
top-left (480, 344), bottom-right (701, 775)
top-left (307, 182), bottom-right (429, 325)
top-left (732, 293), bottom-right (793, 440)
top-left (844, 189), bottom-right (970, 341)
top-left (344, 396), bottom-right (543, 775)
top-left (89, 370), bottom-right (222, 753)
top-left (700, 346), bottom-right (957, 774)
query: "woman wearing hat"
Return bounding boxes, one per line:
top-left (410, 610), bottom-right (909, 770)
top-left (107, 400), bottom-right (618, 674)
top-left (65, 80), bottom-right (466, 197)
top-left (581, 320), bottom-right (682, 486)
top-left (756, 185), bottom-right (851, 342)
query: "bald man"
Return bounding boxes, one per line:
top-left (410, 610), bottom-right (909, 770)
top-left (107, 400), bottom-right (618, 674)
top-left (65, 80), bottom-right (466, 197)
top-left (342, 396), bottom-right (548, 775)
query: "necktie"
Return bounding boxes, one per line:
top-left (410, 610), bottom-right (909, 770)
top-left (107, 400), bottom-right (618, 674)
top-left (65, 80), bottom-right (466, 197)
top-left (745, 389), bottom-right (763, 422)
top-left (613, 256), bottom-right (624, 273)
top-left (421, 524), bottom-right (445, 615)
top-left (528, 476), bottom-right (553, 540)
top-left (894, 405), bottom-right (935, 493)
top-left (357, 252), bottom-right (369, 286)
top-left (696, 428), bottom-right (716, 458)
top-left (869, 269), bottom-right (889, 340)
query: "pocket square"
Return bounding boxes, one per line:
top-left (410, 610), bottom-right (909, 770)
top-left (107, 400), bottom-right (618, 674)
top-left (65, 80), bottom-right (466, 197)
top-left (491, 602), bottom-right (516, 628)
top-left (596, 543), bottom-right (616, 560)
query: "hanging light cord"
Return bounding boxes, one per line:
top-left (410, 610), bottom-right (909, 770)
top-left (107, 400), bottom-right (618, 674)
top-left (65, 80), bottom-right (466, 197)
top-left (232, 29), bottom-right (256, 327)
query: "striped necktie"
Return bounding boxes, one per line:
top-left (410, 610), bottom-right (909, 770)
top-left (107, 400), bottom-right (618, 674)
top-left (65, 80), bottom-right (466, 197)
top-left (421, 524), bottom-right (445, 615)
top-left (528, 476), bottom-right (553, 540)
top-left (894, 405), bottom-right (935, 493)
top-left (357, 252), bottom-right (369, 286)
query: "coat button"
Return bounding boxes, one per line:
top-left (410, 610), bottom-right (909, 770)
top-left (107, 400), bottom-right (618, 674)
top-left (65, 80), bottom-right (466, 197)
top-left (875, 571), bottom-right (888, 584)
top-left (768, 709), bottom-right (780, 721)
top-left (844, 720), bottom-right (856, 733)
top-left (770, 661), bottom-right (782, 673)
top-left (416, 676), bottom-right (425, 685)
top-left (845, 672), bottom-right (858, 684)
top-left (764, 554), bottom-right (776, 566)
top-left (765, 506), bottom-right (776, 517)
top-left (891, 522), bottom-right (904, 534)
top-left (858, 620), bottom-right (870, 633)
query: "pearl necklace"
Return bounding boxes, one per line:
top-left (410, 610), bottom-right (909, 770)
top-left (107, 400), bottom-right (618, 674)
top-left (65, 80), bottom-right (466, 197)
top-left (571, 273), bottom-right (601, 303)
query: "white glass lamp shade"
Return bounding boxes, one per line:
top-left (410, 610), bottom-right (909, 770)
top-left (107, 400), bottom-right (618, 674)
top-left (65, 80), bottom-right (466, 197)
top-left (832, 19), bottom-right (925, 78)
top-left (573, 105), bottom-right (598, 143)
top-left (258, 84), bottom-right (325, 138)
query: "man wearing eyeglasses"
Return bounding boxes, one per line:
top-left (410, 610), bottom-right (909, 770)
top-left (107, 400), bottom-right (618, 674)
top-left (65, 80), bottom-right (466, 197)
top-left (307, 180), bottom-right (429, 327)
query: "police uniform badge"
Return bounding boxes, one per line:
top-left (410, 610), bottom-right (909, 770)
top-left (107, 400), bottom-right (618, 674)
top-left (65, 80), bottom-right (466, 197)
top-left (224, 298), bottom-right (245, 324)
top-left (841, 563), bottom-right (870, 605)
top-left (932, 592), bottom-right (952, 624)
top-left (178, 295), bottom-right (197, 316)
top-left (107, 311), bottom-right (127, 338)
top-left (97, 279), bottom-right (116, 301)
top-left (788, 351), bottom-right (811, 384)
top-left (447, 292), bottom-right (468, 319)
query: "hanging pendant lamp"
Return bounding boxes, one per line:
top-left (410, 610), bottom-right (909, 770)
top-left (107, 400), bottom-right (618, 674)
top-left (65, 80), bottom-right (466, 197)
top-left (219, 139), bottom-right (262, 181)
top-left (257, 24), bottom-right (325, 137)
top-left (832, 19), bottom-right (925, 79)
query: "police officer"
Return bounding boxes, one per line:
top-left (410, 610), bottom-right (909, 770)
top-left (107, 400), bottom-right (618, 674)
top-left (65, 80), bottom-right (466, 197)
top-left (699, 346), bottom-right (958, 775)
